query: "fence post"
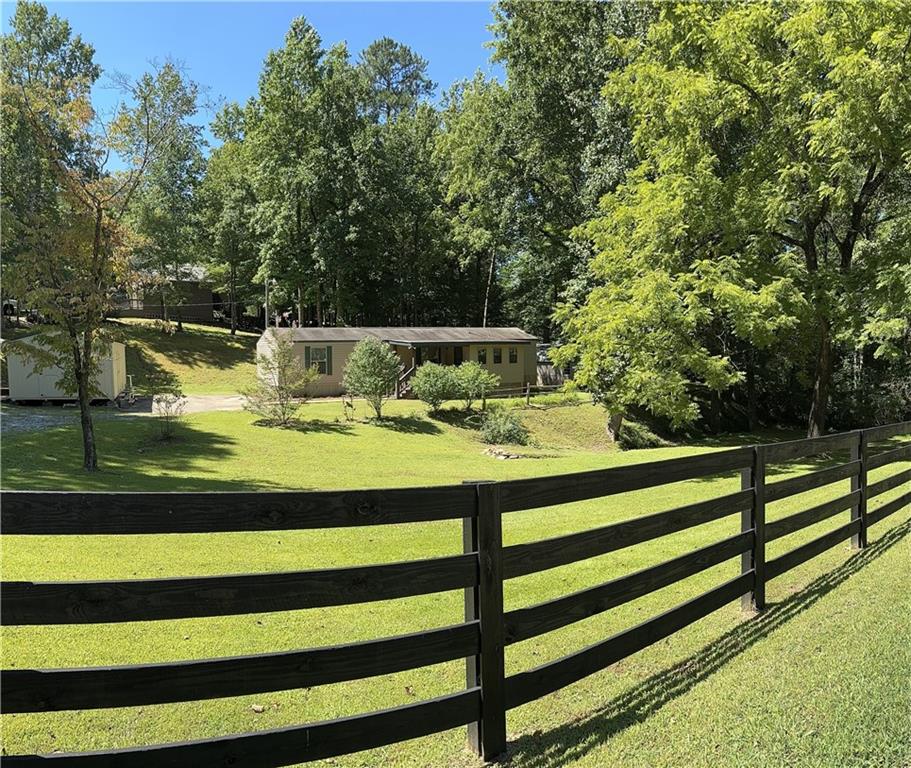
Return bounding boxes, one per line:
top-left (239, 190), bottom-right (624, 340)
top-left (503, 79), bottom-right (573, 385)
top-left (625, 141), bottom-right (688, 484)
top-left (741, 445), bottom-right (766, 611)
top-left (462, 481), bottom-right (506, 760)
top-left (851, 430), bottom-right (868, 549)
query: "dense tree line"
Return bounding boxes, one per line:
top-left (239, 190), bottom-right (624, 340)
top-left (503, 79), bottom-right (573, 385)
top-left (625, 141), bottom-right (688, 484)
top-left (194, 1), bottom-right (911, 435)
top-left (553, 1), bottom-right (911, 437)
top-left (3, 0), bottom-right (910, 470)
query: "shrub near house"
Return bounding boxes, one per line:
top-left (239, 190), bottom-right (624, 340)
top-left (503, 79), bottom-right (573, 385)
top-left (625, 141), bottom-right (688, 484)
top-left (411, 363), bottom-right (457, 411)
top-left (342, 337), bottom-right (401, 419)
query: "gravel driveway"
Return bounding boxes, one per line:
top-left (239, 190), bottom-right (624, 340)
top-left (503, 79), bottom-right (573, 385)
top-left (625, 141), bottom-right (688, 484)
top-left (1, 394), bottom-right (246, 434)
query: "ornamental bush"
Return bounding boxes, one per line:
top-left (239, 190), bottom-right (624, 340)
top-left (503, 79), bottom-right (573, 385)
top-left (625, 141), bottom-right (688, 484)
top-left (343, 337), bottom-right (401, 419)
top-left (455, 361), bottom-right (500, 410)
top-left (479, 408), bottom-right (529, 445)
top-left (411, 362), bottom-right (457, 411)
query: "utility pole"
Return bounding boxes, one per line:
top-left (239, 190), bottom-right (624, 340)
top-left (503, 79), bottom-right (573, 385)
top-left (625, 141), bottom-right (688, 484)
top-left (264, 273), bottom-right (270, 330)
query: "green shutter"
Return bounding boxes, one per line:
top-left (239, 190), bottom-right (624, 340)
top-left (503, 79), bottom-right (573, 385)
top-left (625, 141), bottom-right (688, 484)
top-left (304, 346), bottom-right (311, 369)
top-left (326, 345), bottom-right (333, 375)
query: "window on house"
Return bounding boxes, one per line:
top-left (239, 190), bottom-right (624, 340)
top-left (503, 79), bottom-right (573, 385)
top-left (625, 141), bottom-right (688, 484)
top-left (493, 347), bottom-right (502, 364)
top-left (477, 347), bottom-right (487, 364)
top-left (509, 347), bottom-right (518, 364)
top-left (310, 346), bottom-right (329, 374)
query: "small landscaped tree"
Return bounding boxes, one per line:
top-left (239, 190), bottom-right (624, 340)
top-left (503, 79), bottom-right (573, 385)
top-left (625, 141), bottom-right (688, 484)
top-left (411, 362), bottom-right (457, 412)
top-left (456, 361), bottom-right (500, 410)
top-left (243, 330), bottom-right (320, 425)
top-left (343, 337), bottom-right (401, 419)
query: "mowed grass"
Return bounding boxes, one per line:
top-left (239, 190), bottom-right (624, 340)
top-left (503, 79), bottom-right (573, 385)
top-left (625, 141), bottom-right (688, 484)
top-left (111, 318), bottom-right (259, 395)
top-left (2, 401), bottom-right (909, 767)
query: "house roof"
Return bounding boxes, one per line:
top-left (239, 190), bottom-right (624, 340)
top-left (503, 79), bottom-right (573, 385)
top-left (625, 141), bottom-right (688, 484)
top-left (265, 327), bottom-right (538, 345)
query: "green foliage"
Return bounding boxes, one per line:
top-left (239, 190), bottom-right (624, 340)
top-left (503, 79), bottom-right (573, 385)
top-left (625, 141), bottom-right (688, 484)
top-left (358, 37), bottom-right (434, 122)
top-left (488, 0), bottom-right (654, 338)
top-left (560, 1), bottom-right (911, 436)
top-left (197, 103), bottom-right (259, 334)
top-left (1, 1), bottom-right (200, 469)
top-left (342, 337), bottom-right (401, 418)
top-left (127, 111), bottom-right (205, 331)
top-left (410, 362), bottom-right (457, 411)
top-left (617, 420), bottom-right (672, 451)
top-left (243, 330), bottom-right (320, 426)
top-left (479, 407), bottom-right (529, 445)
top-left (455, 361), bottom-right (500, 410)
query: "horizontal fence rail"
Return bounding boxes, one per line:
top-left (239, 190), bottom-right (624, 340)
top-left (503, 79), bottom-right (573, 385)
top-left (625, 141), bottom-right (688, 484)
top-left (504, 530), bottom-right (752, 645)
top-left (502, 489), bottom-right (752, 579)
top-left (868, 490), bottom-right (911, 527)
top-left (1, 622), bottom-right (480, 713)
top-left (2, 422), bottom-right (909, 765)
top-left (2, 689), bottom-right (482, 768)
top-left (1, 485), bottom-right (477, 534)
top-left (764, 460), bottom-right (860, 503)
top-left (3, 553), bottom-right (478, 625)
top-left (499, 447), bottom-right (753, 512)
top-left (505, 572), bottom-right (755, 709)
top-left (765, 491), bottom-right (859, 541)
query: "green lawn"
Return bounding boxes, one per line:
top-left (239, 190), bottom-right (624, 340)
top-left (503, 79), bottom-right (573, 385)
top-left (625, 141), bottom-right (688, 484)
top-left (2, 319), bottom-right (259, 395)
top-left (2, 401), bottom-right (909, 767)
top-left (112, 318), bottom-right (259, 395)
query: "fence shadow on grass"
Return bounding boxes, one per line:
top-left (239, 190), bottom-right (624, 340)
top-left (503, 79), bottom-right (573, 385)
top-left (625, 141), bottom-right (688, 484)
top-left (505, 518), bottom-right (911, 768)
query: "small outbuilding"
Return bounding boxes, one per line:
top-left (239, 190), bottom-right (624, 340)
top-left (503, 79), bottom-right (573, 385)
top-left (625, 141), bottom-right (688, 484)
top-left (256, 327), bottom-right (539, 397)
top-left (5, 337), bottom-right (128, 403)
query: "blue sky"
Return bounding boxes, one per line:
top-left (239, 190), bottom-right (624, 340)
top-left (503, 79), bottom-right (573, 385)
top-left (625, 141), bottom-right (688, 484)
top-left (3, 2), bottom-right (503, 151)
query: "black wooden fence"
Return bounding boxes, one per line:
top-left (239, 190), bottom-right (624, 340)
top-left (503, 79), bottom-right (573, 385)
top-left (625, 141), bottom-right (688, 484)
top-left (2, 422), bottom-right (910, 765)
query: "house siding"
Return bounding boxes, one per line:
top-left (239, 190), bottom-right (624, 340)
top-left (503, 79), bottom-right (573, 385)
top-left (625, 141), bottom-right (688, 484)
top-left (256, 331), bottom-right (538, 399)
top-left (466, 343), bottom-right (535, 389)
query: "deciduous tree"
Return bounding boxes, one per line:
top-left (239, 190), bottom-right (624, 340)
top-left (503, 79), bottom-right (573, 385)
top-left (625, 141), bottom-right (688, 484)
top-left (2, 1), bottom-right (200, 469)
top-left (560, 1), bottom-right (911, 437)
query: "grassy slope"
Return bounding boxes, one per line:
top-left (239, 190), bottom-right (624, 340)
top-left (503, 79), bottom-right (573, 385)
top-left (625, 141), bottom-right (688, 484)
top-left (2, 319), bottom-right (258, 394)
top-left (112, 318), bottom-right (259, 395)
top-left (2, 401), bottom-right (909, 767)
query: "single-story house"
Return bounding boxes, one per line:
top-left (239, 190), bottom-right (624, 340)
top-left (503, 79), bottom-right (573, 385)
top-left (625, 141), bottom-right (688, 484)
top-left (111, 279), bottom-right (216, 323)
top-left (256, 327), bottom-right (539, 397)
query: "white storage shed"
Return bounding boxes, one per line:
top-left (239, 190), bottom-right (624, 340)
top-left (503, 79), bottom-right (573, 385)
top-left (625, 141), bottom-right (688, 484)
top-left (5, 338), bottom-right (128, 402)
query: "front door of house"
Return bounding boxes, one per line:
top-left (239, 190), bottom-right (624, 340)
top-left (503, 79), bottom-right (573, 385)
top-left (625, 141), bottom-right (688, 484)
top-left (453, 346), bottom-right (463, 365)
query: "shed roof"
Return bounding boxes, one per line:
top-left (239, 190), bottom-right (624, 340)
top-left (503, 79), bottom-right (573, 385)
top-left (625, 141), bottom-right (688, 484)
top-left (265, 327), bottom-right (538, 345)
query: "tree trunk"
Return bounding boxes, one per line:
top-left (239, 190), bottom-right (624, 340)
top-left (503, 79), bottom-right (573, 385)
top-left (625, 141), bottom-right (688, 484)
top-left (606, 412), bottom-right (624, 442)
top-left (746, 351), bottom-right (758, 432)
top-left (77, 369), bottom-right (98, 471)
top-left (807, 321), bottom-right (833, 437)
top-left (298, 284), bottom-right (304, 326)
top-left (174, 261), bottom-right (183, 332)
top-left (73, 333), bottom-right (98, 471)
top-left (76, 205), bottom-right (105, 472)
top-left (229, 264), bottom-right (238, 336)
top-left (482, 251), bottom-right (495, 328)
top-left (708, 390), bottom-right (721, 434)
